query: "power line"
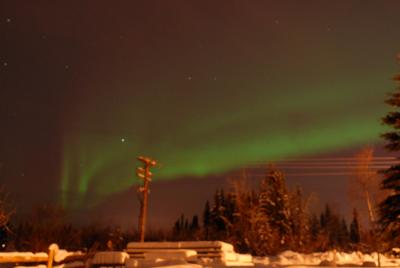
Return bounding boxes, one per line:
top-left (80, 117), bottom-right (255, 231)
top-left (243, 165), bottom-right (391, 170)
top-left (229, 172), bottom-right (375, 178)
top-left (242, 156), bottom-right (398, 164)
top-left (229, 156), bottom-right (399, 178)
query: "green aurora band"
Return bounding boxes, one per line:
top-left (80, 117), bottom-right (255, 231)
top-left (57, 1), bottom-right (400, 209)
top-left (60, 75), bottom-right (393, 208)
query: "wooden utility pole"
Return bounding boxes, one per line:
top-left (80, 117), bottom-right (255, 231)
top-left (136, 156), bottom-right (156, 242)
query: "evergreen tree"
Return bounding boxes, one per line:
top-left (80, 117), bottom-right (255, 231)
top-left (255, 177), bottom-right (274, 255)
top-left (173, 219), bottom-right (181, 234)
top-left (320, 204), bottom-right (332, 230)
top-left (203, 200), bottom-right (211, 240)
top-left (260, 167), bottom-right (291, 249)
top-left (379, 73), bottom-right (400, 235)
top-left (350, 209), bottom-right (361, 244)
top-left (309, 213), bottom-right (320, 240)
top-left (172, 214), bottom-right (201, 240)
top-left (289, 186), bottom-right (310, 250)
top-left (190, 215), bottom-right (199, 231)
top-left (229, 179), bottom-right (267, 255)
top-left (211, 189), bottom-right (227, 233)
top-left (224, 193), bottom-right (236, 226)
top-left (338, 218), bottom-right (349, 249)
top-left (184, 218), bottom-right (189, 231)
top-left (328, 213), bottom-right (341, 248)
top-left (318, 204), bottom-right (344, 250)
top-left (172, 214), bottom-right (184, 239)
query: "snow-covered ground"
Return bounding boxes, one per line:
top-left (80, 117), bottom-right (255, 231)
top-left (1, 245), bottom-right (400, 268)
top-left (0, 244), bottom-right (85, 268)
top-left (253, 250), bottom-right (400, 267)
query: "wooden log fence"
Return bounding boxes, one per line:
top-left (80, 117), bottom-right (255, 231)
top-left (0, 243), bottom-right (86, 268)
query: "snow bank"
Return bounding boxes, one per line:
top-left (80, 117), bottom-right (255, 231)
top-left (253, 250), bottom-right (400, 267)
top-left (0, 252), bottom-right (48, 263)
top-left (126, 241), bottom-right (254, 266)
top-left (91, 251), bottom-right (129, 265)
top-left (0, 244), bottom-right (85, 268)
top-left (152, 264), bottom-right (203, 268)
top-left (14, 264), bottom-right (83, 268)
top-left (143, 249), bottom-right (197, 261)
top-left (53, 249), bottom-right (84, 263)
top-left (0, 252), bottom-right (48, 258)
top-left (14, 265), bottom-right (47, 268)
top-left (5, 242), bottom-right (400, 268)
top-left (125, 258), bottom-right (197, 268)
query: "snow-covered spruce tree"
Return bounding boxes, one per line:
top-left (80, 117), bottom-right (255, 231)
top-left (230, 179), bottom-right (267, 255)
top-left (210, 189), bottom-right (228, 238)
top-left (259, 167), bottom-right (292, 252)
top-left (202, 189), bottom-right (234, 241)
top-left (379, 73), bottom-right (400, 236)
top-left (288, 186), bottom-right (311, 251)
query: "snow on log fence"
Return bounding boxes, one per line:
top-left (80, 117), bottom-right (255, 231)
top-left (125, 240), bottom-right (253, 266)
top-left (0, 243), bottom-right (86, 268)
top-left (0, 241), bottom-right (254, 268)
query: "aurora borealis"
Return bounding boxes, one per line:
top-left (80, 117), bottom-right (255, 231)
top-left (1, 1), bottom-right (400, 226)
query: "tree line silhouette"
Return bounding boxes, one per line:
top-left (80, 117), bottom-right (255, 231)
top-left (171, 167), bottom-right (391, 255)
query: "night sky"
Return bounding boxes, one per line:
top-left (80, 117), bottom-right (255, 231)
top-left (1, 1), bottom-right (400, 228)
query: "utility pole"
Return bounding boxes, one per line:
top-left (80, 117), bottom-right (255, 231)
top-left (136, 156), bottom-right (156, 242)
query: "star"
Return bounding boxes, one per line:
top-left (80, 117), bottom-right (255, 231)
top-left (6, 18), bottom-right (11, 23)
top-left (121, 138), bottom-right (126, 143)
top-left (187, 76), bottom-right (192, 81)
top-left (3, 62), bottom-right (8, 67)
